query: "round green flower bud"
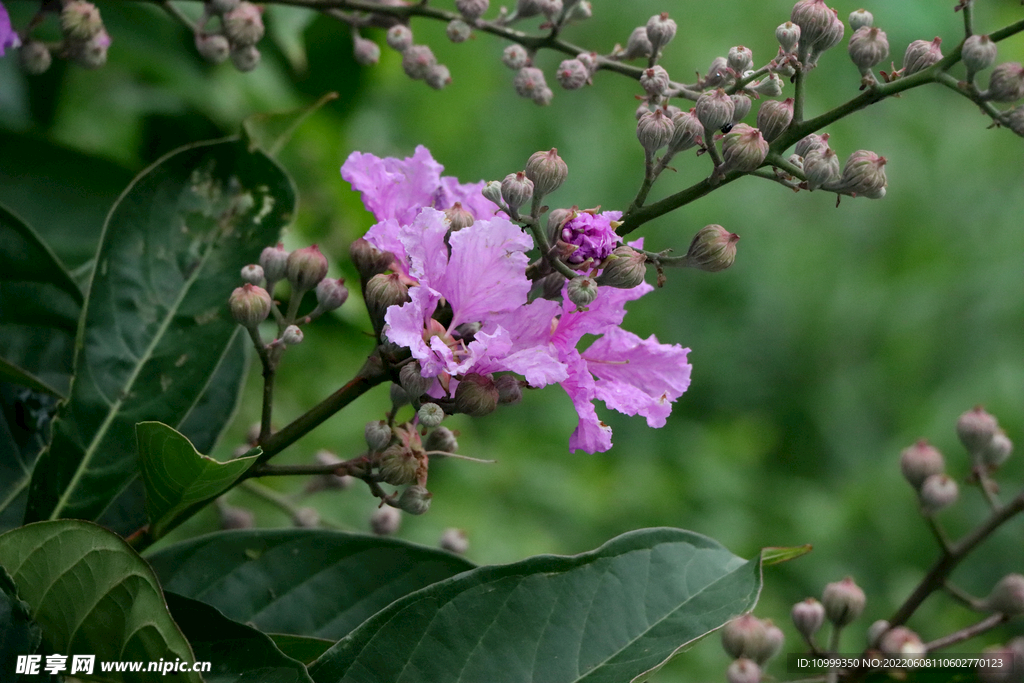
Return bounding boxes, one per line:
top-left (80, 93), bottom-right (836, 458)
top-left (790, 0), bottom-right (833, 49)
top-left (836, 150), bottom-right (887, 198)
top-left (803, 146), bottom-right (841, 191)
top-left (397, 485), bottom-right (432, 515)
top-left (230, 44), bottom-right (261, 73)
top-left (1006, 105), bottom-right (1024, 137)
top-left (919, 473), bottom-right (958, 514)
top-left (195, 33), bottom-right (230, 64)
top-left (669, 110), bottom-right (704, 153)
top-left (556, 59), bottom-right (589, 90)
top-left (727, 45), bottom-right (753, 74)
top-left (365, 420), bottom-right (393, 452)
top-left (980, 429), bottom-right (1013, 470)
top-left (640, 65), bottom-right (670, 97)
top-left (365, 272), bottom-right (411, 330)
top-left (494, 375), bottom-right (523, 405)
top-left (867, 619), bottom-right (890, 647)
top-left (500, 171), bottom-right (534, 212)
top-left (525, 148), bottom-right (569, 197)
top-left (228, 283), bottom-right (272, 328)
top-left (280, 325), bottom-right (303, 346)
top-left (776, 21), bottom-right (801, 54)
top-left (259, 243), bottom-right (289, 283)
top-left (956, 406), bottom-right (999, 454)
top-left (219, 503), bottom-right (254, 530)
top-left (399, 362), bottom-right (433, 398)
top-left (731, 94), bottom-right (752, 123)
top-left (417, 403), bottom-right (445, 428)
top-left (899, 439), bottom-right (945, 490)
top-left (750, 73), bottom-right (784, 97)
top-left (403, 45), bottom-right (438, 81)
top-left (721, 614), bottom-right (768, 660)
top-left (645, 13), bottom-right (677, 53)
top-left (621, 26), bottom-right (653, 61)
top-left (425, 426), bottom-right (459, 454)
top-left (701, 56), bottom-right (731, 89)
top-left (241, 264), bottom-right (264, 285)
top-left (454, 373), bottom-right (499, 417)
top-left (378, 443), bottom-right (420, 486)
top-left (685, 225), bottom-right (739, 272)
top-left (223, 2), bottom-right (264, 46)
top-left (566, 276), bottom-right (599, 309)
top-left (68, 29), bottom-right (111, 69)
top-left (596, 246), bottom-right (647, 289)
top-left (986, 62), bottom-right (1024, 103)
top-left (822, 576), bottom-right (866, 626)
top-left (848, 9), bottom-right (873, 31)
top-left (482, 180), bottom-right (503, 206)
top-left (795, 132), bottom-right (830, 158)
top-left (349, 238), bottom-right (394, 283)
top-left (753, 619), bottom-right (784, 665)
top-left (286, 245), bottom-right (329, 292)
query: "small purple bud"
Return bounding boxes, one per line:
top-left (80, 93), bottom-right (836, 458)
top-left (370, 504), bottom-right (401, 535)
top-left (456, 0), bottom-right (489, 21)
top-left (848, 9), bottom-right (873, 31)
top-left (822, 576), bottom-right (866, 626)
top-left (525, 148), bottom-right (569, 196)
top-left (500, 171), bottom-right (534, 211)
top-left (899, 439), bottom-right (945, 490)
top-left (695, 89), bottom-right (735, 132)
top-left (241, 264), bottom-right (264, 285)
top-left (223, 2), bottom-right (264, 46)
top-left (440, 528), bottom-right (469, 554)
top-left (502, 44), bottom-right (530, 70)
top-left (776, 21), bottom-right (802, 54)
top-left (454, 373), bottom-right (500, 416)
top-left (645, 13), bottom-right (677, 53)
top-left (353, 35), bottom-right (381, 66)
top-left (640, 65), bottom-right (671, 97)
top-left (446, 19), bottom-right (472, 43)
top-left (986, 62), bottom-right (1024, 102)
top-left (791, 598), bottom-right (826, 640)
top-left (315, 277), bottom-right (348, 313)
top-left (685, 225), bottom-right (739, 272)
top-left (721, 124), bottom-right (769, 173)
top-left (755, 98), bottom-right (794, 143)
top-left (555, 59), bottom-right (589, 90)
top-left (513, 66), bottom-right (549, 101)
top-left (902, 37), bottom-right (943, 76)
top-left (621, 26), bottom-right (652, 61)
top-left (195, 33), bottom-right (230, 64)
top-left (230, 44), bottom-right (260, 73)
top-left (386, 25), bottom-right (413, 52)
top-left (962, 34), bottom-right (998, 81)
top-left (402, 45), bottom-right (437, 80)
top-left (286, 244), bottom-right (329, 292)
top-left (985, 574), bottom-right (1024, 615)
top-left (726, 659), bottom-right (761, 683)
top-left (957, 406), bottom-right (999, 454)
top-left (848, 26), bottom-right (889, 72)
top-left (229, 284), bottom-right (272, 329)
top-left (260, 243), bottom-right (289, 284)
top-left (19, 42), bottom-right (53, 75)
top-left (397, 485), bottom-right (432, 515)
top-left (365, 420), bottom-right (393, 452)
top-left (637, 108), bottom-right (675, 154)
top-left (728, 45), bottom-right (754, 74)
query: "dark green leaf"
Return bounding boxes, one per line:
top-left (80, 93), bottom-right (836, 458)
top-left (137, 421), bottom-right (258, 540)
top-left (268, 635), bottom-right (335, 666)
top-left (0, 564), bottom-right (43, 680)
top-left (0, 520), bottom-right (199, 683)
top-left (309, 528), bottom-right (762, 683)
top-left (0, 385), bottom-right (57, 533)
top-left (24, 138), bottom-right (295, 524)
top-left (146, 529), bottom-right (475, 640)
top-left (0, 204), bottom-right (82, 398)
top-left (166, 592), bottom-right (314, 683)
top-left (242, 92), bottom-right (339, 157)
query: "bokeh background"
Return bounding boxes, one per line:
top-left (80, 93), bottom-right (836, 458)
top-left (2, 0), bottom-right (1023, 679)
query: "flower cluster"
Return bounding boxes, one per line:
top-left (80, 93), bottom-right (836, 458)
top-left (342, 146), bottom-right (691, 452)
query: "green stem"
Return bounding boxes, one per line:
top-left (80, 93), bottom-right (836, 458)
top-left (961, 1), bottom-right (974, 38)
top-left (825, 623), bottom-right (843, 683)
top-left (239, 480), bottom-right (350, 530)
top-left (924, 613), bottom-right (1006, 652)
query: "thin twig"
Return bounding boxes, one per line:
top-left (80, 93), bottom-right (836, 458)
top-left (925, 613), bottom-right (1007, 652)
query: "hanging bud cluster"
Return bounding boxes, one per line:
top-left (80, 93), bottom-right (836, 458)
top-left (790, 0), bottom-right (844, 67)
top-left (957, 406), bottom-right (1014, 472)
top-left (14, 1), bottom-right (110, 74)
top-left (898, 439), bottom-right (958, 514)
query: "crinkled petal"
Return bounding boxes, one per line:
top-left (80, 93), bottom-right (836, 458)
top-left (440, 217), bottom-right (533, 328)
top-left (561, 350), bottom-right (612, 453)
top-left (399, 208), bottom-right (450, 285)
top-left (384, 286), bottom-right (440, 370)
top-left (437, 177), bottom-right (500, 220)
top-left (585, 327), bottom-right (691, 428)
top-left (554, 280), bottom-right (654, 346)
top-left (362, 218), bottom-right (408, 275)
top-left (341, 146), bottom-right (444, 224)
top-left (0, 3), bottom-right (16, 56)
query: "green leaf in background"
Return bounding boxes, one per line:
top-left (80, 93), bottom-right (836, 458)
top-left (137, 421), bottom-right (258, 540)
top-left (0, 520), bottom-right (199, 683)
top-left (146, 529), bottom-right (476, 639)
top-left (0, 564), bottom-right (43, 680)
top-left (269, 635), bottom-right (335, 666)
top-left (0, 385), bottom-right (57, 533)
top-left (761, 544), bottom-right (813, 566)
top-left (309, 528), bottom-right (762, 683)
top-left (0, 204), bottom-right (83, 399)
top-left (165, 592), bottom-right (314, 683)
top-left (242, 92), bottom-right (339, 158)
top-left (24, 138), bottom-right (296, 524)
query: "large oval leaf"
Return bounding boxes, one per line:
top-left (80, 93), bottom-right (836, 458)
top-left (0, 520), bottom-right (199, 683)
top-left (309, 528), bottom-right (761, 683)
top-left (24, 138), bottom-right (295, 524)
top-left (146, 529), bottom-right (475, 639)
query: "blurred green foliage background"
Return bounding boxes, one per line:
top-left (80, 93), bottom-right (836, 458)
top-left (1, 0), bottom-right (1023, 679)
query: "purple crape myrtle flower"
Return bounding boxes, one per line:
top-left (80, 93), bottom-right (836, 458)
top-left (1, 2), bottom-right (19, 57)
top-left (560, 210), bottom-right (622, 265)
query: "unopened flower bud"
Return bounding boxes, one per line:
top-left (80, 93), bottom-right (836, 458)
top-left (442, 202), bottom-right (475, 232)
top-left (776, 21), bottom-right (801, 54)
top-left (223, 2), bottom-right (264, 46)
top-left (985, 574), bottom-right (1024, 615)
top-left (456, 0), bottom-right (489, 21)
top-left (640, 65), bottom-right (670, 97)
top-left (787, 154), bottom-right (804, 171)
top-left (756, 98), bottom-right (794, 143)
top-left (879, 626), bottom-right (926, 658)
top-left (241, 264), bottom-right (264, 285)
top-left (494, 375), bottom-right (522, 405)
top-left (721, 124), bottom-right (769, 173)
top-left (230, 44), bottom-right (260, 72)
top-left (822, 577), bottom-right (866, 626)
top-left (365, 273), bottom-right (411, 329)
top-left (957, 406), bottom-right (999, 454)
top-left (280, 325), bottom-right (303, 345)
top-left (370, 504), bottom-right (401, 535)
top-left (753, 620), bottom-right (784, 664)
top-left (418, 403), bottom-right (445, 428)
top-left (637, 109), bottom-right (675, 153)
top-left (696, 89), bottom-right (735, 132)
top-left (425, 426), bottom-right (459, 454)
top-left (596, 246), bottom-right (647, 289)
top-left (390, 382), bottom-right (410, 408)
top-left (292, 506), bottom-right (320, 528)
top-left (425, 64), bottom-right (452, 90)
top-left (731, 94), bottom-right (752, 123)
top-left (259, 244), bottom-right (288, 285)
top-left (792, 598), bottom-right (826, 640)
top-left (402, 45), bottom-right (437, 80)
top-left (899, 439), bottom-right (945, 489)
top-left (502, 44), bottom-right (529, 70)
top-left (315, 277), bottom-right (348, 313)
top-left (620, 27), bottom-right (653, 61)
top-left (835, 150), bottom-right (887, 198)
top-left (981, 430), bottom-right (1013, 470)
top-left (19, 42), bottom-right (53, 75)
top-left (446, 19), bottom-right (472, 43)
top-left (229, 284), bottom-right (272, 328)
top-left (286, 245), bottom-right (329, 292)
top-left (791, 0), bottom-right (833, 49)
top-left (645, 13), bottom-right (677, 53)
top-left (749, 73), bottom-right (784, 97)
top-left (365, 420), bottom-right (393, 452)
top-left (1006, 105), bottom-right (1024, 137)
top-left (386, 25), bottom-right (413, 52)
top-left (397, 485), bottom-right (432, 515)
top-left (69, 29), bottom-right (111, 69)
top-left (567, 276), bottom-right (599, 309)
top-left (902, 37), bottom-right (943, 76)
top-left (482, 180), bottom-right (503, 205)
top-left (722, 614), bottom-right (768, 660)
top-left (919, 473), bottom-right (958, 514)
top-left (702, 56), bottom-right (731, 89)
top-left (567, 1), bottom-right (592, 21)
top-left (867, 619), bottom-right (890, 647)
top-left (728, 46), bottom-right (754, 74)
top-left (848, 9), bottom-right (873, 31)
top-left (795, 132), bottom-right (830, 157)
top-left (500, 171), bottom-right (534, 212)
top-left (726, 659), bottom-right (761, 683)
top-left (962, 34), bottom-right (998, 81)
top-left (810, 10), bottom-right (844, 56)
top-left (399, 362), bottom-right (433, 399)
top-left (61, 1), bottom-right (104, 41)
top-left (440, 528), bottom-right (469, 554)
top-left (454, 373), bottom-right (500, 416)
top-left (525, 148), bottom-right (569, 197)
top-left (848, 26), bottom-right (889, 72)
top-left (532, 86), bottom-right (554, 106)
top-left (686, 225), bottom-right (739, 272)
top-left (556, 59), bottom-right (589, 90)
top-left (540, 0), bottom-right (563, 22)
top-left (378, 443), bottom-right (420, 485)
top-left (348, 239), bottom-right (393, 282)
top-left (311, 450), bottom-right (352, 491)
top-left (353, 35), bottom-right (380, 65)
top-left (219, 502), bottom-right (255, 529)
top-left (802, 146), bottom-right (841, 190)
top-left (513, 66), bottom-right (548, 101)
top-left (195, 33), bottom-right (230, 64)
top-left (669, 110), bottom-right (704, 153)
top-left (511, 0), bottom-right (543, 19)
top-left (986, 62), bottom-right (1024, 102)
